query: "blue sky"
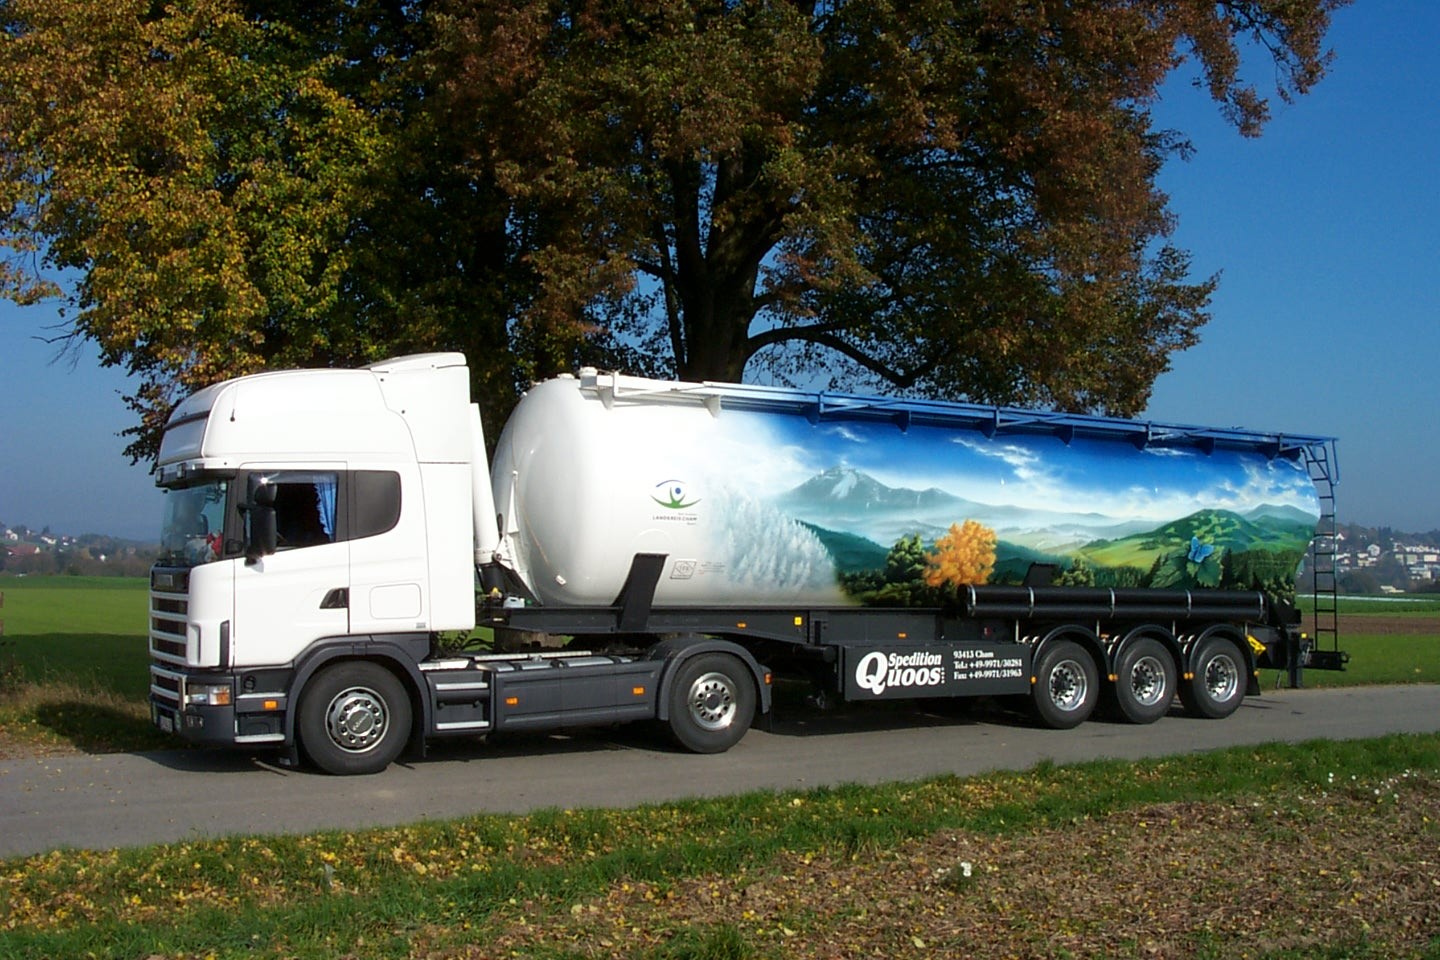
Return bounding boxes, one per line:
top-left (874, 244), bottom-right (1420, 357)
top-left (2, 2), bottom-right (1436, 541)
top-left (1143, 2), bottom-right (1440, 534)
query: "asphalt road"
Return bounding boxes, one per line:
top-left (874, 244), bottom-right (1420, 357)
top-left (3, 683), bottom-right (1438, 859)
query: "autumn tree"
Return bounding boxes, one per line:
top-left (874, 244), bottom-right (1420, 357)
top-left (1, 0), bottom-right (1347, 458)
top-left (0, 0), bottom-right (527, 456)
top-left (925, 520), bottom-right (998, 588)
top-left (439, 0), bottom-right (1345, 405)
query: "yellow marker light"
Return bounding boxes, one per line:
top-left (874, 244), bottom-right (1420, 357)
top-left (736, 621), bottom-right (748, 629)
top-left (897, 632), bottom-right (908, 639)
top-left (263, 700), bottom-right (279, 711)
top-left (794, 616), bottom-right (804, 627)
top-left (632, 686), bottom-right (646, 697)
top-left (505, 696), bottom-right (519, 707)
top-left (764, 673), bottom-right (773, 685)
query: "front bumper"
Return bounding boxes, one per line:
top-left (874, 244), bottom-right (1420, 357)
top-left (150, 668), bottom-right (290, 746)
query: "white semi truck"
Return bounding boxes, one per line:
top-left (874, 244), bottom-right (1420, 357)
top-left (148, 353), bottom-right (1342, 774)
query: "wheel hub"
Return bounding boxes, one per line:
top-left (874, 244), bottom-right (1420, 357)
top-left (688, 673), bottom-right (738, 731)
top-left (1130, 655), bottom-right (1167, 706)
top-left (326, 687), bottom-right (388, 753)
top-left (1204, 655), bottom-right (1239, 701)
top-left (1049, 660), bottom-right (1088, 712)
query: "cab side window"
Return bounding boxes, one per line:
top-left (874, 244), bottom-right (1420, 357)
top-left (271, 473), bottom-right (338, 549)
top-left (353, 470), bottom-right (402, 539)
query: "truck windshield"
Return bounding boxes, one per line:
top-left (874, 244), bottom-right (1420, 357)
top-left (159, 480), bottom-right (229, 566)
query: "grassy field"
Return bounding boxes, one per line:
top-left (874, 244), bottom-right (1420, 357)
top-left (0, 576), bottom-right (169, 754)
top-left (1298, 596), bottom-right (1440, 687)
top-left (1, 577), bottom-right (1438, 958)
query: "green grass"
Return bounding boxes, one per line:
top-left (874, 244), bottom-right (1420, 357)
top-left (1297, 632), bottom-right (1440, 687)
top-left (0, 576), bottom-right (150, 693)
top-left (0, 735), bottom-right (1436, 959)
top-left (0, 576), bottom-right (165, 751)
top-left (1330, 596), bottom-right (1440, 615)
top-left (1298, 595), bottom-right (1440, 687)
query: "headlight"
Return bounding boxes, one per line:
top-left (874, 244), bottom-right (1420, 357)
top-left (184, 683), bottom-right (233, 707)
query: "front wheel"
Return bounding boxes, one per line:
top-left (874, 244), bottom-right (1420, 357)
top-left (1180, 636), bottom-right (1247, 720)
top-left (298, 661), bottom-right (412, 775)
top-left (666, 653), bottom-right (756, 753)
top-left (1031, 639), bottom-right (1099, 729)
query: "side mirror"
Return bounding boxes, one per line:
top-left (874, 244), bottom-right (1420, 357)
top-left (244, 475), bottom-right (278, 564)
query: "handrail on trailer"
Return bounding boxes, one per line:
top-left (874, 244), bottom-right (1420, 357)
top-left (578, 368), bottom-right (1336, 462)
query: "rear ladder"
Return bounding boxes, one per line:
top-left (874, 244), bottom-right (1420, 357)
top-left (1300, 442), bottom-right (1344, 682)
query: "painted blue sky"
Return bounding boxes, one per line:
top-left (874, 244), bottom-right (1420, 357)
top-left (2, 2), bottom-right (1436, 540)
top-left (764, 416), bottom-right (1319, 527)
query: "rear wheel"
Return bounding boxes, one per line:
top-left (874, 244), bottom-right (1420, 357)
top-left (1031, 639), bottom-right (1099, 729)
top-left (666, 653), bottom-right (756, 753)
top-left (1110, 637), bottom-right (1177, 725)
top-left (1180, 636), bottom-right (1246, 720)
top-left (298, 661), bottom-right (411, 775)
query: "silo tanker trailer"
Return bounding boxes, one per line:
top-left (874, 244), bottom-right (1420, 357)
top-left (147, 353), bottom-right (1343, 774)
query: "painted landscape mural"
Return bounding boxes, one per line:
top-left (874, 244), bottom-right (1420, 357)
top-left (700, 408), bottom-right (1321, 606)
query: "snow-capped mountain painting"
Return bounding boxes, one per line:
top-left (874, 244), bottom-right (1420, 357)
top-left (774, 466), bottom-right (1160, 553)
top-left (697, 407), bottom-right (1321, 594)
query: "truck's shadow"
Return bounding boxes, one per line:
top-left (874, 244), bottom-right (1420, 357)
top-left (417, 695), bottom-right (1041, 765)
top-left (31, 700), bottom-right (174, 755)
top-left (136, 695), bottom-right (1186, 774)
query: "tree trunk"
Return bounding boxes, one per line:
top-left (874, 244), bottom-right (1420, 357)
top-left (668, 150), bottom-right (783, 384)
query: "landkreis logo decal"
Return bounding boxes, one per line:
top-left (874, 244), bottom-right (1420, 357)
top-left (652, 479), bottom-right (700, 510)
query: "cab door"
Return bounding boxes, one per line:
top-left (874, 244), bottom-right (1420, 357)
top-left (233, 466), bottom-right (350, 668)
top-left (347, 465), bottom-right (433, 636)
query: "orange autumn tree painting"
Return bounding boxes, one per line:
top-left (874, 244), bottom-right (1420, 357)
top-left (924, 520), bottom-right (999, 588)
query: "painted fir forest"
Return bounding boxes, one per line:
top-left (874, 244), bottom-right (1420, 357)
top-left (821, 506), bottom-right (1319, 608)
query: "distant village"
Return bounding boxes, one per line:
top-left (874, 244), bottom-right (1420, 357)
top-left (1, 522), bottom-right (157, 578)
top-left (1326, 524), bottom-right (1440, 595)
top-left (5, 516), bottom-right (1439, 595)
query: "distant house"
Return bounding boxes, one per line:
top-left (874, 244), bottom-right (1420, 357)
top-left (5, 543), bottom-right (40, 558)
top-left (2, 529), bottom-right (17, 542)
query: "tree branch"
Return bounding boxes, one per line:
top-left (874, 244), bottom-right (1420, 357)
top-left (747, 323), bottom-right (939, 390)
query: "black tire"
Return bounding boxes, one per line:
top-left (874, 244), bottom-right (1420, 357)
top-left (297, 661), bottom-right (412, 775)
top-left (1109, 637), bottom-right (1178, 725)
top-left (665, 653), bottom-right (756, 753)
top-left (1031, 639), bottom-right (1099, 729)
top-left (1180, 635), bottom-right (1247, 720)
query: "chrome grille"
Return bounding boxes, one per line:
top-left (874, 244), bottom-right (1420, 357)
top-left (150, 666), bottom-right (183, 710)
top-left (149, 565), bottom-right (190, 668)
top-left (151, 635), bottom-right (186, 661)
